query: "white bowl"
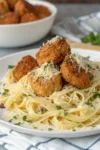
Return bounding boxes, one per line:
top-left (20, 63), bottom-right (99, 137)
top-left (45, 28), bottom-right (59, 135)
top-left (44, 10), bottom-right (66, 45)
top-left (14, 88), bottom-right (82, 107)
top-left (0, 0), bottom-right (57, 48)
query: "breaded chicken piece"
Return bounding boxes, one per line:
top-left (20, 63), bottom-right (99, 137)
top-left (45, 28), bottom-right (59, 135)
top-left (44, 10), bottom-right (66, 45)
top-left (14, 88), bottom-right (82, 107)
top-left (60, 55), bottom-right (92, 89)
top-left (35, 5), bottom-right (51, 19)
top-left (6, 0), bottom-right (17, 9)
top-left (0, 12), bottom-right (19, 24)
top-left (0, 0), bottom-right (9, 15)
top-left (15, 0), bottom-right (36, 16)
top-left (29, 74), bottom-right (62, 97)
top-left (20, 13), bottom-right (38, 23)
top-left (36, 36), bottom-right (70, 66)
top-left (13, 55), bottom-right (38, 81)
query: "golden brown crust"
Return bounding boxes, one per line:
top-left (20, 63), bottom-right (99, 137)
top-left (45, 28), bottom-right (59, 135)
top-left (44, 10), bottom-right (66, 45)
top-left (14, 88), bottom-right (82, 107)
top-left (60, 55), bottom-right (91, 89)
top-left (0, 12), bottom-right (19, 24)
top-left (36, 38), bottom-right (70, 66)
top-left (29, 74), bottom-right (62, 97)
top-left (14, 0), bottom-right (36, 16)
top-left (20, 13), bottom-right (38, 23)
top-left (0, 0), bottom-right (9, 15)
top-left (13, 55), bottom-right (38, 81)
top-left (6, 0), bottom-right (17, 9)
top-left (34, 5), bottom-right (51, 19)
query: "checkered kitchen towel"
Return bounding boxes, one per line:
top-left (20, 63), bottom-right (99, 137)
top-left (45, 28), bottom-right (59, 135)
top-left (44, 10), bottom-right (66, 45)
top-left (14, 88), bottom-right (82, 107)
top-left (52, 11), bottom-right (100, 42)
top-left (0, 123), bottom-right (100, 150)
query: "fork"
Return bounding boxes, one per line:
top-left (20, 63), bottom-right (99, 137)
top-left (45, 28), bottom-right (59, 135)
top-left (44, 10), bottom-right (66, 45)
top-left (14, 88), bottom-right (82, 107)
top-left (52, 17), bottom-right (88, 42)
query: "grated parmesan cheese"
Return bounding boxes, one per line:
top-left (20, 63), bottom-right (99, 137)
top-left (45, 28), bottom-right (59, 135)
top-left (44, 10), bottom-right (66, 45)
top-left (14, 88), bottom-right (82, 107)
top-left (47, 35), bottom-right (62, 44)
top-left (30, 62), bottom-right (60, 82)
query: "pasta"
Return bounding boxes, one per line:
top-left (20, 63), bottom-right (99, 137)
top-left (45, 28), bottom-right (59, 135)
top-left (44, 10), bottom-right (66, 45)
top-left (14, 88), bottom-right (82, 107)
top-left (0, 53), bottom-right (100, 131)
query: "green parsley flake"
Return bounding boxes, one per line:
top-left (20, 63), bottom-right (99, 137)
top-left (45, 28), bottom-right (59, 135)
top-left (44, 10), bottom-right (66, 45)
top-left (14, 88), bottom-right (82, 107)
top-left (85, 56), bottom-right (90, 60)
top-left (23, 116), bottom-right (27, 121)
top-left (85, 101), bottom-right (93, 107)
top-left (13, 116), bottom-right (17, 120)
top-left (31, 72), bottom-right (35, 76)
top-left (44, 64), bottom-right (48, 70)
top-left (2, 89), bottom-right (9, 95)
top-left (9, 119), bottom-right (13, 122)
top-left (66, 52), bottom-right (71, 55)
top-left (15, 122), bottom-right (21, 125)
top-left (64, 58), bottom-right (70, 62)
top-left (64, 111), bottom-right (68, 116)
top-left (56, 105), bottom-right (62, 110)
top-left (93, 92), bottom-right (100, 99)
top-left (48, 128), bottom-right (53, 131)
top-left (89, 73), bottom-right (93, 80)
top-left (34, 127), bottom-right (37, 129)
top-left (23, 94), bottom-right (32, 97)
top-left (86, 64), bottom-right (92, 69)
top-left (23, 116), bottom-right (32, 123)
top-left (8, 65), bottom-right (15, 69)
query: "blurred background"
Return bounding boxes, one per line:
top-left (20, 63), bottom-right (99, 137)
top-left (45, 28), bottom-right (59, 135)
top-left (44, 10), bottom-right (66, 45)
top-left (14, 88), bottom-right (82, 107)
top-left (46, 0), bottom-right (99, 3)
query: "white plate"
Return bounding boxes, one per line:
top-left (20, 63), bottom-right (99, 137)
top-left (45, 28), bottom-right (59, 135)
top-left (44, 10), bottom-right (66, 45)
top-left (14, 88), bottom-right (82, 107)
top-left (0, 48), bottom-right (100, 138)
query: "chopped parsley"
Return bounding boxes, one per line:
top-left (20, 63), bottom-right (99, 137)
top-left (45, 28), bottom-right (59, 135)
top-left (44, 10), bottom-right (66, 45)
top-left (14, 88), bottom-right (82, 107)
top-left (2, 89), bottom-right (9, 95)
top-left (23, 116), bottom-right (32, 123)
top-left (64, 58), bottom-right (70, 62)
top-left (48, 128), bottom-right (53, 131)
top-left (64, 111), bottom-right (68, 116)
top-left (23, 94), bottom-right (32, 97)
top-left (66, 52), bottom-right (71, 55)
top-left (34, 127), bottom-right (37, 129)
top-left (89, 73), bottom-right (93, 80)
top-left (85, 56), bottom-right (90, 60)
top-left (44, 64), bottom-right (48, 70)
top-left (8, 65), bottom-right (15, 69)
top-left (72, 129), bottom-right (76, 131)
top-left (56, 105), bottom-right (62, 110)
top-left (86, 64), bottom-right (92, 69)
top-left (31, 72), bottom-right (35, 76)
top-left (93, 92), bottom-right (100, 99)
top-left (9, 119), bottom-right (13, 122)
top-left (15, 122), bottom-right (21, 125)
top-left (13, 116), bottom-right (17, 120)
top-left (23, 116), bottom-right (27, 121)
top-left (85, 101), bottom-right (93, 107)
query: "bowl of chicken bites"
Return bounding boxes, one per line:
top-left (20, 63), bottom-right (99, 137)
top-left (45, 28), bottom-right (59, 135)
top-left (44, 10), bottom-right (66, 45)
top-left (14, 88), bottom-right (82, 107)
top-left (0, 0), bottom-right (57, 47)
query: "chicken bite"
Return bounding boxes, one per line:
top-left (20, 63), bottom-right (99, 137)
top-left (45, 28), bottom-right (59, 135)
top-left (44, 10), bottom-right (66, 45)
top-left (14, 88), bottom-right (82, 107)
top-left (0, 12), bottom-right (19, 24)
top-left (28, 62), bottom-right (62, 97)
top-left (20, 13), bottom-right (38, 23)
top-left (60, 54), bottom-right (93, 89)
top-left (6, 0), bottom-right (17, 9)
top-left (13, 55), bottom-right (38, 81)
top-left (35, 5), bottom-right (51, 19)
top-left (0, 0), bottom-right (9, 15)
top-left (14, 0), bottom-right (36, 16)
top-left (36, 36), bottom-right (70, 66)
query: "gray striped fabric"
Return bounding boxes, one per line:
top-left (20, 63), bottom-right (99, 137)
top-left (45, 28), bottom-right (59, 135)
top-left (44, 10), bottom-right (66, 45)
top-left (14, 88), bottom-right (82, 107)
top-left (0, 124), bottom-right (100, 150)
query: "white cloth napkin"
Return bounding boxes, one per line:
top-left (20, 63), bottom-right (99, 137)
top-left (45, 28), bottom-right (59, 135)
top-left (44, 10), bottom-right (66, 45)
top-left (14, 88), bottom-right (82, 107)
top-left (52, 12), bottom-right (100, 42)
top-left (0, 123), bottom-right (100, 150)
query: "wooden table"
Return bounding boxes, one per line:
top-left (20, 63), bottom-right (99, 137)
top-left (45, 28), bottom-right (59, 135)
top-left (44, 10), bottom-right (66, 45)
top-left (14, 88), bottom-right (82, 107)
top-left (0, 4), bottom-right (100, 150)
